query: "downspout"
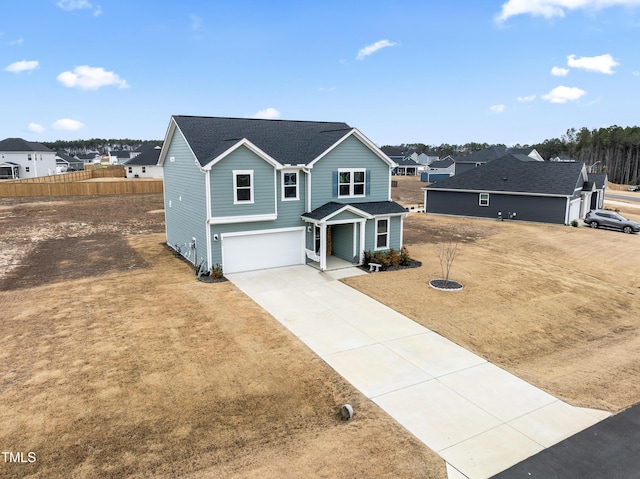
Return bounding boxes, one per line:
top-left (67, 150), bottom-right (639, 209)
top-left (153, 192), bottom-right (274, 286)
top-left (564, 196), bottom-right (571, 225)
top-left (204, 168), bottom-right (213, 270)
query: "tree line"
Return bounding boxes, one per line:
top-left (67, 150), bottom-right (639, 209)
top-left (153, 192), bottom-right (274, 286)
top-left (387, 125), bottom-right (640, 185)
top-left (42, 138), bottom-right (162, 156)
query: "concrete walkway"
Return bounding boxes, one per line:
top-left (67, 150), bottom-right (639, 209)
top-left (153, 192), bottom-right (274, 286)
top-left (227, 265), bottom-right (610, 479)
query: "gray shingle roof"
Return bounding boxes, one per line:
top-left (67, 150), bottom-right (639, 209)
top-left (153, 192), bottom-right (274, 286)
top-left (125, 147), bottom-right (161, 166)
top-left (173, 115), bottom-right (353, 167)
top-left (429, 158), bottom-right (454, 168)
top-left (589, 173), bottom-right (607, 189)
top-left (453, 145), bottom-right (508, 163)
top-left (426, 156), bottom-right (586, 196)
top-left (302, 201), bottom-right (407, 221)
top-left (0, 138), bottom-right (53, 152)
top-left (396, 158), bottom-right (419, 166)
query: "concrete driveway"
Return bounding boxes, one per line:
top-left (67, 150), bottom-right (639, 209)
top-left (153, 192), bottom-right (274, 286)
top-left (227, 265), bottom-right (609, 479)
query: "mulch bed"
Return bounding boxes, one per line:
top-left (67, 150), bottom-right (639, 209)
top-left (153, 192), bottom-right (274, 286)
top-left (359, 259), bottom-right (422, 273)
top-left (428, 279), bottom-right (464, 291)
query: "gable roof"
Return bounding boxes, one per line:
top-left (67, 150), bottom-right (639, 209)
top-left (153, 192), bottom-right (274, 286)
top-left (429, 158), bottom-right (454, 168)
top-left (453, 145), bottom-right (508, 163)
top-left (125, 146), bottom-right (161, 166)
top-left (589, 173), bottom-right (607, 189)
top-left (165, 115), bottom-right (359, 168)
top-left (0, 138), bottom-right (53, 152)
top-left (426, 156), bottom-right (586, 196)
top-left (396, 158), bottom-right (419, 166)
top-left (302, 201), bottom-right (407, 221)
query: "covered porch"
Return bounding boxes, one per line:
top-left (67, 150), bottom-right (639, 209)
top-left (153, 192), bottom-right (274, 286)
top-left (0, 162), bottom-right (20, 180)
top-left (301, 203), bottom-right (371, 272)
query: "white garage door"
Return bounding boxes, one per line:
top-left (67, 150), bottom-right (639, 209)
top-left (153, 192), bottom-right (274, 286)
top-left (222, 228), bottom-right (305, 274)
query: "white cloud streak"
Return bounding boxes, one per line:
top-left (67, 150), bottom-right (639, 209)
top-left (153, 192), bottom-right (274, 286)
top-left (551, 66), bottom-right (569, 76)
top-left (490, 104), bottom-right (506, 112)
top-left (542, 85), bottom-right (586, 103)
top-left (5, 60), bottom-right (39, 73)
top-left (496, 0), bottom-right (640, 22)
top-left (252, 108), bottom-right (281, 119)
top-left (517, 94), bottom-right (536, 102)
top-left (52, 119), bottom-right (85, 131)
top-left (567, 53), bottom-right (619, 74)
top-left (356, 39), bottom-right (398, 60)
top-left (28, 123), bottom-right (45, 133)
top-left (57, 0), bottom-right (102, 16)
top-left (57, 66), bottom-right (129, 90)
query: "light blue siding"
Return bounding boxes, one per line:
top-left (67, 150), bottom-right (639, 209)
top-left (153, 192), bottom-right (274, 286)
top-left (209, 146), bottom-right (277, 217)
top-left (310, 136), bottom-right (391, 210)
top-left (331, 223), bottom-right (356, 262)
top-left (162, 128), bottom-right (208, 267)
top-left (364, 216), bottom-right (403, 252)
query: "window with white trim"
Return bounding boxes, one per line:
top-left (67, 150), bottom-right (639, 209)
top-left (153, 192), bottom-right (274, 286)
top-left (128, 166), bottom-right (132, 173)
top-left (338, 168), bottom-right (366, 197)
top-left (233, 170), bottom-right (254, 204)
top-left (375, 217), bottom-right (389, 250)
top-left (142, 166), bottom-right (146, 173)
top-left (281, 170), bottom-right (298, 200)
top-left (479, 193), bottom-right (490, 206)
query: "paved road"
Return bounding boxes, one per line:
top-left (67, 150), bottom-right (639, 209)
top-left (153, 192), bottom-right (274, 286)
top-left (492, 403), bottom-right (640, 479)
top-left (607, 193), bottom-right (640, 203)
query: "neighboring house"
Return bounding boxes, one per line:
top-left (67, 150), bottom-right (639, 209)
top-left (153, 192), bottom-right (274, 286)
top-left (160, 115), bottom-right (408, 274)
top-left (381, 146), bottom-right (405, 163)
top-left (394, 158), bottom-right (420, 176)
top-left (423, 155), bottom-right (600, 225)
top-left (0, 138), bottom-right (56, 179)
top-left (76, 153), bottom-right (102, 165)
top-left (549, 155), bottom-right (576, 162)
top-left (56, 152), bottom-right (85, 172)
top-left (421, 157), bottom-right (455, 182)
top-left (124, 146), bottom-right (163, 178)
top-left (416, 152), bottom-right (439, 166)
top-left (452, 146), bottom-right (543, 176)
top-left (586, 173), bottom-right (607, 210)
top-left (109, 150), bottom-right (132, 165)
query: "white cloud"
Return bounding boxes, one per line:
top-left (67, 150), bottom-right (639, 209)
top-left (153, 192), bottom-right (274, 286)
top-left (28, 123), bottom-right (45, 133)
top-left (490, 104), bottom-right (506, 112)
top-left (252, 108), bottom-right (280, 119)
top-left (496, 0), bottom-right (640, 22)
top-left (57, 0), bottom-right (102, 16)
top-left (9, 37), bottom-right (24, 46)
top-left (542, 85), bottom-right (586, 103)
top-left (356, 39), bottom-right (398, 60)
top-left (517, 94), bottom-right (536, 102)
top-left (567, 53), bottom-right (619, 74)
top-left (57, 66), bottom-right (129, 90)
top-left (551, 66), bottom-right (569, 76)
top-left (318, 86), bottom-right (336, 92)
top-left (5, 60), bottom-right (39, 73)
top-left (52, 119), bottom-right (85, 131)
top-left (633, 71), bottom-right (640, 76)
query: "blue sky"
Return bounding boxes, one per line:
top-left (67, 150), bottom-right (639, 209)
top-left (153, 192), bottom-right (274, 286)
top-left (2, 0), bottom-right (640, 147)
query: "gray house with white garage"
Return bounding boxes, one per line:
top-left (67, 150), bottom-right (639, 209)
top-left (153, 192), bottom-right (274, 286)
top-left (423, 155), bottom-right (602, 225)
top-left (159, 115), bottom-right (408, 274)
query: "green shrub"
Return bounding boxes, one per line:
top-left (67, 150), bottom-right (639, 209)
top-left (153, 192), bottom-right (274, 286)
top-left (362, 247), bottom-right (413, 270)
top-left (571, 219), bottom-right (579, 227)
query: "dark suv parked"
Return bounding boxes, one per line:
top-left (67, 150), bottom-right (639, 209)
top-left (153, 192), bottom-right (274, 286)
top-left (583, 210), bottom-right (640, 234)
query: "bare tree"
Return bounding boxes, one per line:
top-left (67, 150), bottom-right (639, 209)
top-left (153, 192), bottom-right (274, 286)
top-left (436, 241), bottom-right (459, 286)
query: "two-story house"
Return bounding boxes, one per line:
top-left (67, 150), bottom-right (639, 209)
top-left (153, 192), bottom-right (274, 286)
top-left (159, 115), bottom-right (408, 274)
top-left (0, 138), bottom-right (56, 179)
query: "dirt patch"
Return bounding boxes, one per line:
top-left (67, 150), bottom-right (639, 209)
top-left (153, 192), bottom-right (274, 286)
top-left (0, 195), bottom-right (445, 479)
top-left (392, 175), bottom-right (425, 206)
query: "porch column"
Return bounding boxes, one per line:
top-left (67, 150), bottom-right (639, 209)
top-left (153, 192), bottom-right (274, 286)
top-left (320, 223), bottom-right (327, 271)
top-left (359, 221), bottom-right (366, 263)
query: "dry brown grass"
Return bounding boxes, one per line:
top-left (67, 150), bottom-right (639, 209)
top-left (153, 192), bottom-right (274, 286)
top-left (0, 195), bottom-right (444, 479)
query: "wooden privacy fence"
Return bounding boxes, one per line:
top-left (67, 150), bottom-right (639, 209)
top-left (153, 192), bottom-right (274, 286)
top-left (0, 167), bottom-right (162, 197)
